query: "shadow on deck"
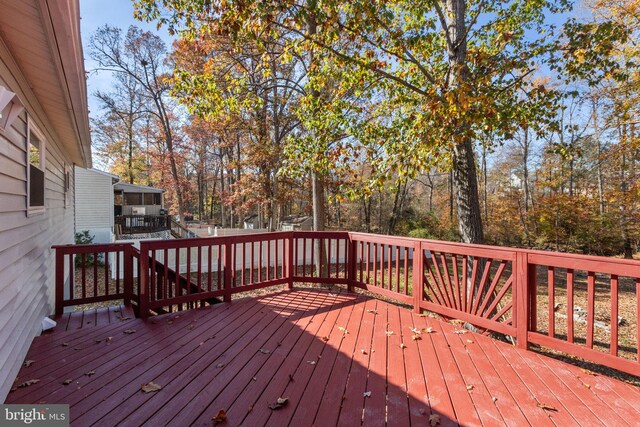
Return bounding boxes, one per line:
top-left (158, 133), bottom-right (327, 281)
top-left (8, 289), bottom-right (640, 426)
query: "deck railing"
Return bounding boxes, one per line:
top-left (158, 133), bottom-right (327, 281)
top-left (115, 214), bottom-right (171, 236)
top-left (53, 231), bottom-right (640, 376)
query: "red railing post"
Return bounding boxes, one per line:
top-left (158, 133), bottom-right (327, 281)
top-left (138, 242), bottom-right (149, 319)
top-left (287, 233), bottom-right (294, 290)
top-left (123, 244), bottom-right (133, 307)
top-left (347, 236), bottom-right (356, 293)
top-left (412, 242), bottom-right (424, 313)
top-left (224, 240), bottom-right (232, 302)
top-left (54, 246), bottom-right (65, 316)
top-left (515, 251), bottom-right (529, 350)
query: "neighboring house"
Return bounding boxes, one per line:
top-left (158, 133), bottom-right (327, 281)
top-left (74, 167), bottom-right (118, 244)
top-left (280, 215), bottom-right (313, 231)
top-left (0, 0), bottom-right (91, 401)
top-left (113, 182), bottom-right (165, 216)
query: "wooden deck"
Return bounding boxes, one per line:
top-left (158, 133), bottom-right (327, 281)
top-left (50, 305), bottom-right (136, 333)
top-left (7, 289), bottom-right (640, 426)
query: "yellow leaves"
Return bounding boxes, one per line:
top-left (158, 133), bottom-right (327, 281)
top-left (429, 414), bottom-right (441, 426)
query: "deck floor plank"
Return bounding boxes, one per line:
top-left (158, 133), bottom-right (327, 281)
top-left (166, 291), bottom-right (335, 426)
top-left (241, 292), bottom-right (347, 426)
top-left (266, 293), bottom-right (355, 427)
top-left (385, 304), bottom-right (411, 427)
top-left (308, 295), bottom-right (368, 426)
top-left (334, 298), bottom-right (379, 427)
top-left (6, 289), bottom-right (639, 427)
top-left (220, 292), bottom-right (342, 426)
top-left (124, 291), bottom-right (309, 426)
top-left (420, 316), bottom-right (483, 426)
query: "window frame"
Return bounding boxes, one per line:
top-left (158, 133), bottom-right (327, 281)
top-left (26, 118), bottom-right (46, 215)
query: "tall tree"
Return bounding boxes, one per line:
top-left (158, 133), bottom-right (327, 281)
top-left (90, 25), bottom-right (188, 220)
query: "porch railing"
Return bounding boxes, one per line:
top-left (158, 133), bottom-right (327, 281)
top-left (115, 214), bottom-right (171, 236)
top-left (53, 231), bottom-right (640, 377)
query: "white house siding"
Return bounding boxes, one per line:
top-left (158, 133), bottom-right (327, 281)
top-left (75, 167), bottom-right (114, 243)
top-left (0, 60), bottom-right (75, 400)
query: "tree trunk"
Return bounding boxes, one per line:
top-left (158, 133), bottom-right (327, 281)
top-left (446, 0), bottom-right (484, 244)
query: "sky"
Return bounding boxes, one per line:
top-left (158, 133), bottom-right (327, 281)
top-left (79, 0), bottom-right (173, 115)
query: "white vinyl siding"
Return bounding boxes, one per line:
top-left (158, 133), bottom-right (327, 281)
top-left (0, 73), bottom-right (75, 400)
top-left (74, 167), bottom-right (114, 231)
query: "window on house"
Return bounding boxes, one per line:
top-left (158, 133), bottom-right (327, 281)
top-left (124, 193), bottom-right (142, 205)
top-left (27, 124), bottom-right (45, 213)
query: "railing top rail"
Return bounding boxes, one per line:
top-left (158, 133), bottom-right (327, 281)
top-left (52, 242), bottom-right (134, 252)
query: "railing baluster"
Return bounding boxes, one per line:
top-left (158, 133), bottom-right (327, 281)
top-left (395, 246), bottom-right (400, 293)
top-left (586, 271), bottom-right (595, 349)
top-left (567, 268), bottom-right (574, 343)
top-left (207, 245), bottom-right (212, 292)
top-left (387, 245), bottom-right (392, 291)
top-left (548, 266), bottom-right (555, 338)
top-left (104, 252), bottom-right (109, 296)
top-left (461, 256), bottom-right (468, 312)
top-left (81, 254), bottom-right (86, 299)
top-left (610, 274), bottom-right (618, 356)
top-left (241, 242), bottom-right (246, 286)
top-left (403, 247), bottom-right (409, 295)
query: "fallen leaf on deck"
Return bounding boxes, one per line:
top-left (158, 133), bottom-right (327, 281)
top-left (85, 370), bottom-right (96, 377)
top-left (492, 397), bottom-right (498, 402)
top-left (94, 339), bottom-right (102, 344)
top-left (410, 327), bottom-right (422, 334)
top-left (580, 368), bottom-right (597, 376)
top-left (385, 331), bottom-right (394, 336)
top-left (537, 403), bottom-right (558, 412)
top-left (259, 348), bottom-right (270, 354)
top-left (329, 293), bottom-right (338, 297)
top-left (106, 337), bottom-right (113, 343)
top-left (322, 336), bottom-right (330, 342)
top-left (62, 379), bottom-right (73, 385)
top-left (216, 363), bottom-right (225, 368)
top-left (211, 409), bottom-right (226, 424)
top-left (361, 349), bottom-right (367, 354)
top-left (247, 404), bottom-right (254, 413)
top-left (121, 316), bottom-right (132, 321)
top-left (400, 343), bottom-right (407, 349)
top-left (141, 382), bottom-right (162, 393)
top-left (62, 343), bottom-right (69, 347)
top-left (268, 397), bottom-right (288, 410)
top-left (412, 334), bottom-right (422, 341)
top-left (307, 360), bottom-right (316, 365)
top-left (252, 377), bottom-right (257, 381)
top-left (363, 391), bottom-right (371, 397)
top-left (23, 360), bottom-right (35, 368)
top-left (418, 408), bottom-right (427, 415)
top-left (582, 383), bottom-right (591, 389)
top-left (188, 324), bottom-right (195, 330)
top-left (167, 320), bottom-right (174, 325)
top-left (453, 330), bottom-right (467, 334)
top-left (123, 329), bottom-right (136, 334)
top-left (424, 327), bottom-right (434, 333)
top-left (466, 384), bottom-right (474, 391)
top-left (367, 310), bottom-right (378, 315)
top-left (338, 327), bottom-right (348, 334)
top-left (429, 414), bottom-right (440, 426)
top-left (14, 379), bottom-right (39, 390)
top-left (466, 339), bottom-right (474, 344)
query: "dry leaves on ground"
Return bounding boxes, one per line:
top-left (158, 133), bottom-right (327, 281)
top-left (537, 403), bottom-right (558, 412)
top-left (124, 329), bottom-right (136, 335)
top-left (62, 379), bottom-right (73, 385)
top-left (12, 379), bottom-right (39, 390)
top-left (268, 397), bottom-right (288, 410)
top-left (212, 409), bottom-right (227, 424)
top-left (363, 391), bottom-right (372, 397)
top-left (23, 360), bottom-right (35, 368)
top-left (259, 348), bottom-right (271, 354)
top-left (429, 414), bottom-right (441, 426)
top-left (141, 382), bottom-right (162, 393)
